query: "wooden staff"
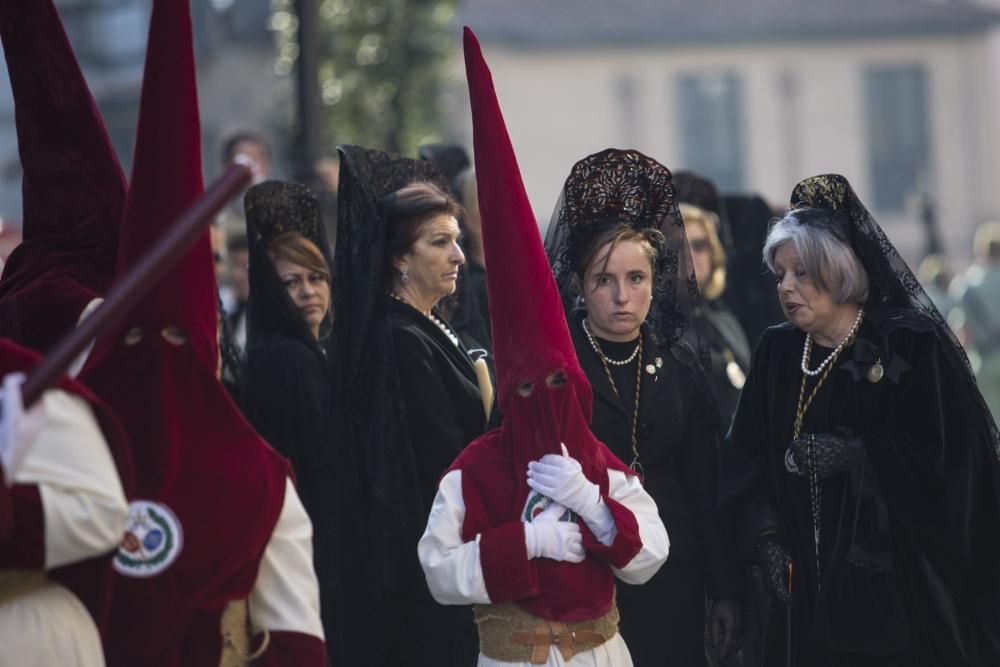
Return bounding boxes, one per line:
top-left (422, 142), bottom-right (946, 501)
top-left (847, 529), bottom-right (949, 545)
top-left (20, 160), bottom-right (254, 407)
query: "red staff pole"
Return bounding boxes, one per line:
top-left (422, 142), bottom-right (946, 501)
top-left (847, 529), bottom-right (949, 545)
top-left (20, 159), bottom-right (254, 408)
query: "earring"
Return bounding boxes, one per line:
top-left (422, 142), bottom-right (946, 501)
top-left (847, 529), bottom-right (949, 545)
top-left (401, 267), bottom-right (410, 284)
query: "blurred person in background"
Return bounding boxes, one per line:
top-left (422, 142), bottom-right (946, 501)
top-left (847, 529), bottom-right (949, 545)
top-left (334, 146), bottom-right (492, 665)
top-left (223, 233), bottom-right (250, 353)
top-left (960, 222), bottom-right (1000, 418)
top-left (720, 194), bottom-right (788, 349)
top-left (721, 174), bottom-right (1000, 666)
top-left (681, 202), bottom-right (752, 433)
top-left (547, 149), bottom-right (743, 666)
top-left (917, 253), bottom-right (955, 319)
top-left (240, 180), bottom-right (340, 662)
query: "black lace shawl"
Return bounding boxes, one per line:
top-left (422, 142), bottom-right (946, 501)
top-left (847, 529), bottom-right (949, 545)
top-left (544, 148), bottom-right (704, 358)
top-left (789, 174), bottom-right (999, 457)
top-left (332, 145), bottom-right (451, 614)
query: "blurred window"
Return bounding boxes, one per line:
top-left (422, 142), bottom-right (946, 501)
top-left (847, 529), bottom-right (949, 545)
top-left (82, 2), bottom-right (148, 66)
top-left (863, 64), bottom-right (931, 212)
top-left (676, 70), bottom-right (745, 191)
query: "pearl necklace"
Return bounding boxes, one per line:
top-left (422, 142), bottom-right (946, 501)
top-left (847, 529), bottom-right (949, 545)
top-left (800, 306), bottom-right (864, 376)
top-left (582, 318), bottom-right (641, 366)
top-left (389, 293), bottom-right (460, 348)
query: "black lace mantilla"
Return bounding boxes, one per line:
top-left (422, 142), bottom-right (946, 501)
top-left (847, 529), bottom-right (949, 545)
top-left (545, 148), bottom-right (702, 355)
top-left (790, 174), bottom-right (999, 458)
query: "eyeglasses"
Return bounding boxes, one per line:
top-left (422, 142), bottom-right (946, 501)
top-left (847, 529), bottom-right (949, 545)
top-left (689, 238), bottom-right (711, 254)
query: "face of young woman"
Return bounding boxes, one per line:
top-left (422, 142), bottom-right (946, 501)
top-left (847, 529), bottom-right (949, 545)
top-left (772, 242), bottom-right (843, 339)
top-left (580, 239), bottom-right (654, 342)
top-left (396, 214), bottom-right (465, 307)
top-left (273, 257), bottom-right (331, 338)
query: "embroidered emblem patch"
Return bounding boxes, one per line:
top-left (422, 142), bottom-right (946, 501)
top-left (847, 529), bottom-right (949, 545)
top-left (522, 491), bottom-right (573, 522)
top-left (113, 500), bottom-right (183, 578)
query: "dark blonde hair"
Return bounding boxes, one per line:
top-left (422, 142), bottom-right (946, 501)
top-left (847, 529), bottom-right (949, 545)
top-left (679, 203), bottom-right (727, 300)
top-left (575, 222), bottom-right (662, 283)
top-left (267, 231), bottom-right (331, 281)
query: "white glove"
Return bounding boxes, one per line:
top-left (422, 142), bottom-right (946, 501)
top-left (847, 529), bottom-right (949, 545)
top-left (527, 444), bottom-right (617, 546)
top-left (0, 373), bottom-right (45, 486)
top-left (527, 443), bottom-right (601, 518)
top-left (523, 502), bottom-right (584, 563)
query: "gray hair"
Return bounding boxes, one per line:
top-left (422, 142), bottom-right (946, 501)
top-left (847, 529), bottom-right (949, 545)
top-left (763, 208), bottom-right (869, 304)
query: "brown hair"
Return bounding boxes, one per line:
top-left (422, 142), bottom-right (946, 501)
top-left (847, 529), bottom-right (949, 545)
top-left (679, 203), bottom-right (727, 300)
top-left (574, 222), bottom-right (662, 286)
top-left (380, 181), bottom-right (463, 289)
top-left (267, 231), bottom-right (331, 281)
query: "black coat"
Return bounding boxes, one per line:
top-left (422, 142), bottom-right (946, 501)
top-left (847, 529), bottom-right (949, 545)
top-left (571, 314), bottom-right (742, 665)
top-left (384, 295), bottom-right (490, 667)
top-left (388, 296), bottom-right (490, 505)
top-left (722, 311), bottom-right (1000, 666)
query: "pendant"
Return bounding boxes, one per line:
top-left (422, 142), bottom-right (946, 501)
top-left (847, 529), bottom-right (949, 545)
top-left (645, 364), bottom-right (656, 375)
top-left (726, 360), bottom-right (746, 389)
top-left (655, 356), bottom-right (663, 369)
top-left (866, 360), bottom-right (884, 384)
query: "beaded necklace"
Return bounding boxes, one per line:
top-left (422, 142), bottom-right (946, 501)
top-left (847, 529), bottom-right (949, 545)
top-left (791, 309), bottom-right (863, 584)
top-left (583, 319), bottom-right (644, 476)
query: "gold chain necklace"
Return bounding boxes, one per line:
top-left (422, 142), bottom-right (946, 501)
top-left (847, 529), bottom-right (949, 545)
top-left (590, 332), bottom-right (644, 476)
top-left (791, 327), bottom-right (856, 584)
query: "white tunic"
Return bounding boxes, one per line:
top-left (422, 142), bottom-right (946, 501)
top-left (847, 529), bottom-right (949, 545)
top-left (247, 477), bottom-right (325, 641)
top-left (0, 388), bottom-right (129, 667)
top-left (419, 468), bottom-right (669, 667)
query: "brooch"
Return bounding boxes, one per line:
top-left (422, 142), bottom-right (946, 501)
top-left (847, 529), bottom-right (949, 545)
top-left (866, 358), bottom-right (884, 383)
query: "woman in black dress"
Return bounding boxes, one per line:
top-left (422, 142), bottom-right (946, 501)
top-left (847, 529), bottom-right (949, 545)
top-left (238, 180), bottom-right (341, 662)
top-left (334, 146), bottom-right (491, 666)
top-left (721, 174), bottom-right (1000, 666)
top-left (546, 148), bottom-right (744, 666)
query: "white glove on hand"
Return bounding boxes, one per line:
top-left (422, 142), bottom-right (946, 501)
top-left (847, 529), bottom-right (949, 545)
top-left (523, 502), bottom-right (584, 563)
top-left (0, 373), bottom-right (44, 486)
top-left (527, 443), bottom-right (601, 518)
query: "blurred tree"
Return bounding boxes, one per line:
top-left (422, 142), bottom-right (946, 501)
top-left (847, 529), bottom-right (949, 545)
top-left (272, 0), bottom-right (457, 155)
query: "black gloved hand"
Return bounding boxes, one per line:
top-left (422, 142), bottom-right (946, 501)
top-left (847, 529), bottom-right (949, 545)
top-left (785, 430), bottom-right (863, 480)
top-left (755, 534), bottom-right (793, 604)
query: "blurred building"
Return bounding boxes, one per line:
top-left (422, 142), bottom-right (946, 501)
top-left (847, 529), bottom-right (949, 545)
top-left (452, 0), bottom-right (1000, 263)
top-left (0, 0), bottom-right (285, 232)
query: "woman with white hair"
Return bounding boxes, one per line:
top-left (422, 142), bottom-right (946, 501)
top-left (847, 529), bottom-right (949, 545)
top-left (720, 174), bottom-right (1000, 666)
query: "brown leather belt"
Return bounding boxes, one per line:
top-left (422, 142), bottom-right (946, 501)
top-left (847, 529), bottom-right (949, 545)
top-left (475, 601), bottom-right (619, 664)
top-left (512, 620), bottom-right (609, 664)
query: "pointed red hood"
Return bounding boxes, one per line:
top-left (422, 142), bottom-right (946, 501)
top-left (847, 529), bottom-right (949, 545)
top-left (79, 5), bottom-right (289, 661)
top-left (0, 0), bottom-right (126, 352)
top-left (449, 30), bottom-right (639, 624)
top-left (464, 27), bottom-right (591, 426)
top-left (109, 0), bottom-right (217, 367)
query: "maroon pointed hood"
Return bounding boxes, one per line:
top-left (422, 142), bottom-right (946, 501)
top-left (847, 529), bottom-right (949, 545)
top-left (448, 30), bottom-right (639, 624)
top-left (80, 5), bottom-right (290, 661)
top-left (109, 0), bottom-right (216, 367)
top-left (0, 0), bottom-right (126, 352)
top-left (464, 27), bottom-right (591, 425)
